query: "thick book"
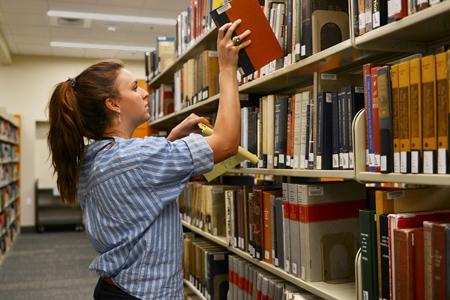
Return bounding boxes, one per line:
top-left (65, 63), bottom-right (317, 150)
top-left (377, 66), bottom-right (394, 173)
top-left (399, 61), bottom-right (411, 173)
top-left (393, 228), bottom-right (417, 300)
top-left (298, 182), bottom-right (366, 282)
top-left (391, 64), bottom-right (401, 173)
top-left (372, 0), bottom-right (387, 29)
top-left (431, 222), bottom-right (450, 300)
top-left (410, 57), bottom-right (423, 173)
top-left (210, 0), bottom-right (283, 77)
top-left (316, 92), bottom-right (333, 170)
top-left (421, 55), bottom-right (438, 174)
top-left (359, 209), bottom-right (379, 300)
top-left (436, 52), bottom-right (448, 174)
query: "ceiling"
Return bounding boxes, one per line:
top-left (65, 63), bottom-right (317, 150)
top-left (0, 0), bottom-right (188, 61)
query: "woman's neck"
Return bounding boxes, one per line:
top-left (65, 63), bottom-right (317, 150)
top-left (103, 121), bottom-right (135, 139)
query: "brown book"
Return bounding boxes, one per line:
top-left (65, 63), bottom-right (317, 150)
top-left (210, 0), bottom-right (284, 77)
top-left (436, 52), bottom-right (449, 174)
top-left (421, 55), bottom-right (438, 174)
top-left (410, 57), bottom-right (423, 173)
top-left (358, 0), bottom-right (366, 35)
top-left (391, 64), bottom-right (401, 173)
top-left (253, 189), bottom-right (265, 260)
top-left (263, 190), bottom-right (282, 264)
top-left (398, 61), bottom-right (411, 173)
top-left (414, 228), bottom-right (425, 300)
top-left (431, 223), bottom-right (450, 300)
top-left (393, 228), bottom-right (417, 300)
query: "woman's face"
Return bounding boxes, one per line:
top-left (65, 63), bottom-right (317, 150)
top-left (114, 68), bottom-right (149, 126)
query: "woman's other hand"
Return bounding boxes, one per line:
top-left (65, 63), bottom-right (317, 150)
top-left (166, 113), bottom-right (212, 141)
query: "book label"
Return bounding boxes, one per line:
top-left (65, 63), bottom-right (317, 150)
top-left (295, 44), bottom-right (300, 56)
top-left (292, 263), bottom-right (298, 275)
top-left (438, 148), bottom-right (447, 174)
top-left (349, 152), bottom-right (354, 169)
top-left (375, 154), bottom-right (381, 168)
top-left (411, 151), bottom-right (420, 173)
top-left (274, 257), bottom-right (279, 267)
top-left (301, 45), bottom-right (306, 57)
top-left (342, 153), bottom-right (350, 169)
top-left (286, 156), bottom-right (291, 167)
top-left (359, 13), bottom-right (365, 30)
top-left (320, 73), bottom-right (337, 80)
top-left (423, 151), bottom-right (434, 174)
top-left (308, 186), bottom-right (324, 197)
top-left (387, 190), bottom-right (405, 200)
top-left (400, 151), bottom-right (408, 173)
top-left (301, 266), bottom-right (306, 280)
top-left (217, 2), bottom-right (231, 14)
top-left (333, 154), bottom-right (339, 169)
top-left (381, 155), bottom-right (387, 171)
top-left (284, 260), bottom-right (290, 272)
top-left (279, 154), bottom-right (285, 164)
top-left (373, 12), bottom-right (381, 28)
top-left (265, 250), bottom-right (270, 260)
top-left (316, 156), bottom-right (322, 170)
top-left (394, 152), bottom-right (400, 173)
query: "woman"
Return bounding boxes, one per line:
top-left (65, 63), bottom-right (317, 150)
top-left (47, 20), bottom-right (250, 300)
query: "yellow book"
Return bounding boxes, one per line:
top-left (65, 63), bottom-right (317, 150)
top-left (436, 52), bottom-right (448, 174)
top-left (198, 123), bottom-right (259, 182)
top-left (410, 57), bottom-right (423, 173)
top-left (391, 64), bottom-right (400, 173)
top-left (398, 61), bottom-right (411, 173)
top-left (212, 0), bottom-right (223, 10)
top-left (421, 55), bottom-right (438, 173)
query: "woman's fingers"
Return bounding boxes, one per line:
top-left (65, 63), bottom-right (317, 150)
top-left (224, 19), bottom-right (242, 40)
top-left (218, 22), bottom-right (232, 42)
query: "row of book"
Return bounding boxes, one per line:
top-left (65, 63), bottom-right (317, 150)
top-left (353, 0), bottom-right (443, 36)
top-left (183, 233), bottom-right (321, 300)
top-left (175, 0), bottom-right (219, 57)
top-left (0, 182), bottom-right (18, 211)
top-left (360, 187), bottom-right (450, 300)
top-left (0, 164), bottom-right (18, 183)
top-left (0, 143), bottom-right (19, 162)
top-left (148, 50), bottom-right (220, 122)
top-left (239, 88), bottom-right (363, 170)
top-left (144, 37), bottom-right (176, 81)
top-left (0, 118), bottom-right (18, 143)
top-left (178, 180), bottom-right (367, 283)
top-left (364, 50), bottom-right (450, 174)
top-left (0, 203), bottom-right (18, 255)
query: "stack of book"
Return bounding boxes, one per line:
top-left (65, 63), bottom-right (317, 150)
top-left (359, 187), bottom-right (450, 300)
top-left (353, 0), bottom-right (444, 36)
top-left (145, 37), bottom-right (176, 80)
top-left (364, 50), bottom-right (449, 174)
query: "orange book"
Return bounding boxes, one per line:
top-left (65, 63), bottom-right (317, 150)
top-left (410, 57), bottom-right (423, 173)
top-left (262, 190), bottom-right (281, 264)
top-left (421, 55), bottom-right (438, 174)
top-left (436, 52), bottom-right (448, 174)
top-left (391, 64), bottom-right (400, 173)
top-left (210, 0), bottom-right (284, 76)
top-left (398, 61), bottom-right (411, 173)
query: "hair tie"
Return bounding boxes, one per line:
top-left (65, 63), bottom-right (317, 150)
top-left (68, 77), bottom-right (77, 89)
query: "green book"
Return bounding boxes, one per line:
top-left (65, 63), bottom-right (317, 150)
top-left (359, 209), bottom-right (379, 300)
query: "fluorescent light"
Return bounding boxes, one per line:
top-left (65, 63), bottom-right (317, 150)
top-left (50, 41), bottom-right (154, 52)
top-left (47, 10), bottom-right (176, 26)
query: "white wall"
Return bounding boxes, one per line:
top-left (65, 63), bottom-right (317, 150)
top-left (0, 55), bottom-right (145, 227)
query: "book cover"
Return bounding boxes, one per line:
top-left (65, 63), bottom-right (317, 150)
top-left (364, 64), bottom-right (375, 172)
top-left (398, 61), bottom-right (411, 173)
top-left (391, 64), bottom-right (401, 173)
top-left (331, 91), bottom-right (340, 169)
top-left (316, 92), bottom-right (333, 170)
top-left (422, 55), bottom-right (438, 174)
top-left (393, 228), bottom-right (416, 300)
top-left (377, 66), bottom-right (394, 173)
top-left (210, 0), bottom-right (284, 76)
top-left (288, 183), bottom-right (300, 276)
top-left (359, 209), bottom-right (379, 300)
top-left (410, 57), bottom-right (423, 173)
top-left (431, 222), bottom-right (450, 300)
top-left (436, 52), bottom-right (448, 174)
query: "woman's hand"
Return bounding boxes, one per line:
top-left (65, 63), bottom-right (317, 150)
top-left (166, 113), bottom-right (212, 141)
top-left (217, 19), bottom-right (251, 73)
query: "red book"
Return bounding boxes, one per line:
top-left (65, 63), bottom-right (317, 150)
top-left (414, 228), bottom-right (425, 300)
top-left (371, 66), bottom-right (381, 172)
top-left (432, 223), bottom-right (450, 300)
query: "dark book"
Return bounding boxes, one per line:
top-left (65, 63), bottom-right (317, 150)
top-left (285, 0), bottom-right (293, 58)
top-left (206, 250), bottom-right (229, 300)
top-left (365, 0), bottom-right (373, 32)
top-left (338, 88), bottom-right (347, 169)
top-left (379, 214), bottom-right (391, 300)
top-left (331, 91), bottom-right (340, 169)
top-left (210, 0), bottom-right (283, 76)
top-left (371, 0), bottom-right (387, 29)
top-left (274, 196), bottom-right (285, 269)
top-left (144, 51), bottom-right (150, 82)
top-left (248, 108), bottom-right (259, 168)
top-left (294, 0), bottom-right (302, 61)
top-left (364, 64), bottom-right (375, 172)
top-left (359, 209), bottom-right (379, 300)
top-left (316, 92), bottom-right (333, 170)
top-left (274, 96), bottom-right (289, 168)
top-left (352, 0), bottom-right (360, 36)
top-left (377, 66), bottom-right (394, 173)
top-left (446, 226), bottom-right (450, 299)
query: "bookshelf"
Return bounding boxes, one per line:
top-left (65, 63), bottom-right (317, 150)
top-left (352, 1), bottom-right (450, 52)
top-left (0, 111), bottom-right (20, 265)
top-left (149, 27), bottom-right (217, 87)
top-left (182, 221), bottom-right (355, 300)
top-left (184, 279), bottom-right (207, 300)
top-left (149, 2), bottom-right (450, 300)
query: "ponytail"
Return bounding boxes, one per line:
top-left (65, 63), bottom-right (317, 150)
top-left (48, 80), bottom-right (85, 205)
top-left (47, 60), bottom-right (124, 204)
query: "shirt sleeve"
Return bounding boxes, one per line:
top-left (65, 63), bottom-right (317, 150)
top-left (139, 133), bottom-right (213, 187)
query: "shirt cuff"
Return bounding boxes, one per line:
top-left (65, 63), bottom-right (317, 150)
top-left (181, 133), bottom-right (214, 176)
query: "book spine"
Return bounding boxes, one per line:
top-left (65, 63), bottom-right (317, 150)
top-left (377, 67), bottom-right (394, 173)
top-left (338, 88), bottom-right (346, 169)
top-left (379, 214), bottom-right (391, 300)
top-left (364, 64), bottom-right (375, 172)
top-left (446, 227), bottom-right (450, 299)
top-left (424, 221), bottom-right (433, 300)
top-left (422, 55), bottom-right (438, 174)
top-left (372, 67), bottom-right (381, 172)
top-left (414, 228), bottom-right (425, 300)
top-left (393, 229), bottom-right (414, 300)
top-left (353, 0), bottom-right (360, 36)
top-left (432, 224), bottom-right (448, 299)
top-left (316, 92), bottom-right (325, 170)
top-left (301, 0), bottom-right (312, 57)
top-left (365, 0), bottom-right (373, 32)
top-left (282, 183), bottom-right (291, 272)
top-left (358, 0), bottom-right (366, 35)
top-left (410, 58), bottom-right (423, 173)
top-left (436, 52), bottom-right (448, 174)
top-left (359, 210), bottom-right (378, 300)
top-left (332, 91), bottom-right (340, 169)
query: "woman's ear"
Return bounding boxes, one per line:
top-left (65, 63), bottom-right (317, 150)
top-left (104, 98), bottom-right (120, 114)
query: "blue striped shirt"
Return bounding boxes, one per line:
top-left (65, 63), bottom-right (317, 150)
top-left (77, 134), bottom-right (213, 299)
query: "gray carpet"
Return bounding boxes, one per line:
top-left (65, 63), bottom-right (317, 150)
top-left (0, 232), bottom-right (98, 300)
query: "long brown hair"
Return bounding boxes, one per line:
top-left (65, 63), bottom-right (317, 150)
top-left (47, 60), bottom-right (124, 205)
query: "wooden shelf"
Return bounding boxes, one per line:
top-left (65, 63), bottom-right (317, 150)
top-left (0, 177), bottom-right (19, 189)
top-left (182, 221), bottom-right (355, 300)
top-left (227, 168), bottom-right (355, 179)
top-left (2, 195), bottom-right (19, 212)
top-left (149, 28), bottom-right (217, 88)
top-left (0, 159), bottom-right (19, 165)
top-left (184, 279), bottom-right (207, 300)
top-left (353, 2), bottom-right (450, 52)
top-left (0, 138), bottom-right (19, 145)
top-left (0, 112), bottom-right (20, 127)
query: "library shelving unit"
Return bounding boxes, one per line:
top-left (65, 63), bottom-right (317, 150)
top-left (0, 110), bottom-right (21, 265)
top-left (148, 2), bottom-right (450, 299)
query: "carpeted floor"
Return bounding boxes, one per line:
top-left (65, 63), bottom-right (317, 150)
top-left (0, 232), bottom-right (98, 300)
